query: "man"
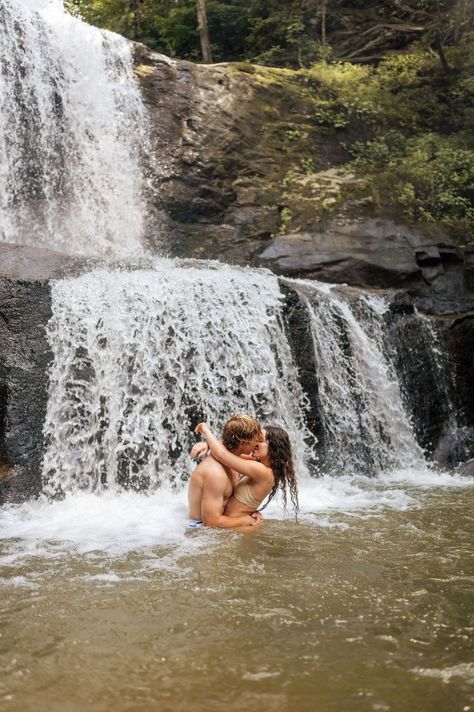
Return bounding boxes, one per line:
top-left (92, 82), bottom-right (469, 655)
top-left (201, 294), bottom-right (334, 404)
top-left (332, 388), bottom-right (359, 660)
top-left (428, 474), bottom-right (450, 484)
top-left (188, 414), bottom-right (263, 529)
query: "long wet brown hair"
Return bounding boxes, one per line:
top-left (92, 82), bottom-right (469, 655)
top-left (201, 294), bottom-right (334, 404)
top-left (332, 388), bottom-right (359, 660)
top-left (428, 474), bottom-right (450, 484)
top-left (259, 425), bottom-right (299, 518)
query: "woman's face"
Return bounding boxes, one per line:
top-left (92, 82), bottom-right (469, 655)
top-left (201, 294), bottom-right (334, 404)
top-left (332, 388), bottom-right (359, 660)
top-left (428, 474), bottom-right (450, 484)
top-left (252, 428), bottom-right (268, 460)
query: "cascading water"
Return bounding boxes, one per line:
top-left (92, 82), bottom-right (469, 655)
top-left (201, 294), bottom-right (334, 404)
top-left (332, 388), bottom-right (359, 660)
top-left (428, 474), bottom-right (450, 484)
top-left (0, 0), bottom-right (146, 256)
top-left (289, 281), bottom-right (426, 475)
top-left (41, 263), bottom-right (433, 499)
top-left (42, 261), bottom-right (311, 497)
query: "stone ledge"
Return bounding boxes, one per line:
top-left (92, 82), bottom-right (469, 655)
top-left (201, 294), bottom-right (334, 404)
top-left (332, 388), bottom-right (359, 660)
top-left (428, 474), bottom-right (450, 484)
top-left (0, 243), bottom-right (91, 282)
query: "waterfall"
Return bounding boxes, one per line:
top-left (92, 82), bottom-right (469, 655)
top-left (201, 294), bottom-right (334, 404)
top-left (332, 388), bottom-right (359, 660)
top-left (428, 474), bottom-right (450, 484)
top-left (0, 0), bottom-right (146, 257)
top-left (42, 262), bottom-right (311, 497)
top-left (41, 263), bottom-right (432, 498)
top-left (292, 281), bottom-right (426, 475)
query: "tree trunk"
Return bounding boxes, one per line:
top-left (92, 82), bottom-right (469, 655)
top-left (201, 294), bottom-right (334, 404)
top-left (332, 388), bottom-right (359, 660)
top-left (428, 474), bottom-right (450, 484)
top-left (196, 0), bottom-right (213, 63)
top-left (321, 0), bottom-right (327, 61)
top-left (129, 0), bottom-right (141, 40)
top-left (434, 31), bottom-right (450, 73)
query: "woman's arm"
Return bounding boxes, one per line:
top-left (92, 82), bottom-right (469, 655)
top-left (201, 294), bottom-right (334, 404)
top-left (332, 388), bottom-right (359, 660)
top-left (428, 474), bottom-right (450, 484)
top-left (195, 423), bottom-right (268, 479)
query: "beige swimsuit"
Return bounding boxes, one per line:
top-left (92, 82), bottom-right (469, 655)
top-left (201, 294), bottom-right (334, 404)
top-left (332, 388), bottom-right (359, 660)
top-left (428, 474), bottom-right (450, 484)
top-left (233, 482), bottom-right (265, 510)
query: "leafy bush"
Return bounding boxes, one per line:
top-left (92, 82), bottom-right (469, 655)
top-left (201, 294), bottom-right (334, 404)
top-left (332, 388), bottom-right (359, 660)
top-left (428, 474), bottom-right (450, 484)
top-left (306, 50), bottom-right (461, 131)
top-left (351, 132), bottom-right (474, 230)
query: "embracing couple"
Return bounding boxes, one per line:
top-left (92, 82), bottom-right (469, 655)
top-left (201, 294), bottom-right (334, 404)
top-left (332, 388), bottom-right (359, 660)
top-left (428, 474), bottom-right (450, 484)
top-left (188, 415), bottom-right (299, 529)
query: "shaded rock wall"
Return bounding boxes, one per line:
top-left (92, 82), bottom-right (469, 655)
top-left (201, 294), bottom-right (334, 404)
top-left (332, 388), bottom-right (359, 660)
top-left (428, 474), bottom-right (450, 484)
top-left (0, 245), bottom-right (89, 504)
top-left (383, 301), bottom-right (474, 466)
top-left (0, 279), bottom-right (52, 503)
top-left (384, 300), bottom-right (453, 456)
top-left (136, 47), bottom-right (474, 303)
top-left (447, 314), bottom-right (474, 426)
top-left (279, 283), bottom-right (324, 462)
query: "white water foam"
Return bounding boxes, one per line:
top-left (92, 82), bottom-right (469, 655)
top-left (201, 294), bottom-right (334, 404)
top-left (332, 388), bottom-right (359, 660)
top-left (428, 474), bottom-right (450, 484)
top-left (42, 261), bottom-right (311, 496)
top-left (411, 662), bottom-right (474, 685)
top-left (1, 470), bottom-right (472, 575)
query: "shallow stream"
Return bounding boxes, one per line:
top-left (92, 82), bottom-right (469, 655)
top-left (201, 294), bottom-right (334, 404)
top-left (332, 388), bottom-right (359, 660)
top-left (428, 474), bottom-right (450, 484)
top-left (1, 471), bottom-right (473, 712)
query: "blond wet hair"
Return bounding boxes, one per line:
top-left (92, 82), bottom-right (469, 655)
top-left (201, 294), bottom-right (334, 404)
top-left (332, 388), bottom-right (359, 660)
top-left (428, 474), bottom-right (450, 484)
top-left (222, 414), bottom-right (263, 451)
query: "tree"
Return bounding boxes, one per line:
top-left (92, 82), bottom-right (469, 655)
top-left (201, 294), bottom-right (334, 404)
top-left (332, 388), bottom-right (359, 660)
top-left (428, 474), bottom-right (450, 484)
top-left (129, 0), bottom-right (141, 39)
top-left (196, 0), bottom-right (213, 62)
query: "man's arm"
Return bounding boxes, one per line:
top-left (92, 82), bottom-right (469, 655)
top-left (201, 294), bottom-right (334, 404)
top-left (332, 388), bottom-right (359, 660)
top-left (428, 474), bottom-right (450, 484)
top-left (201, 476), bottom-right (259, 529)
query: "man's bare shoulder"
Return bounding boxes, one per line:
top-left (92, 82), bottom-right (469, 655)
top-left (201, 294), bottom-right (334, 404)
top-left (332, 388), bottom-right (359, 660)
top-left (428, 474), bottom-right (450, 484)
top-left (191, 456), bottom-right (228, 487)
top-left (196, 455), bottom-right (226, 475)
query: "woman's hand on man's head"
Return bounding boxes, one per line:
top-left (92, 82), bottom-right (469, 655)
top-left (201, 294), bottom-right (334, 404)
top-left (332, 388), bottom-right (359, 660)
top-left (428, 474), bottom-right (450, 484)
top-left (194, 422), bottom-right (208, 435)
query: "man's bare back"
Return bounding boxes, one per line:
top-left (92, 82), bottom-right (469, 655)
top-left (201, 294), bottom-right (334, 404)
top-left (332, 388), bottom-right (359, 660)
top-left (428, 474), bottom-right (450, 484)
top-left (188, 456), bottom-right (234, 520)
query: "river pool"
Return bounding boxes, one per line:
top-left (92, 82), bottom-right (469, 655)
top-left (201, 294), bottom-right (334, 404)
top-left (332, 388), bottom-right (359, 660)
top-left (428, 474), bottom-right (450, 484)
top-left (1, 470), bottom-right (473, 712)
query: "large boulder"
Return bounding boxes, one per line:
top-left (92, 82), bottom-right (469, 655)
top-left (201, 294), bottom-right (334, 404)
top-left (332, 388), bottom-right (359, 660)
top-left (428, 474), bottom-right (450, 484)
top-left (259, 218), bottom-right (428, 287)
top-left (135, 46), bottom-right (348, 263)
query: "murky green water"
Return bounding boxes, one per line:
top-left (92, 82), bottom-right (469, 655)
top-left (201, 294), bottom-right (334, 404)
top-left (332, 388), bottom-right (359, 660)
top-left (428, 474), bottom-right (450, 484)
top-left (1, 486), bottom-right (473, 712)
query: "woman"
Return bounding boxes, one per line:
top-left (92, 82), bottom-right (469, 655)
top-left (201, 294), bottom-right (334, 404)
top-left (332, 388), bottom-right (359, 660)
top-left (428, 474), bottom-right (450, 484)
top-left (194, 422), bottom-right (299, 519)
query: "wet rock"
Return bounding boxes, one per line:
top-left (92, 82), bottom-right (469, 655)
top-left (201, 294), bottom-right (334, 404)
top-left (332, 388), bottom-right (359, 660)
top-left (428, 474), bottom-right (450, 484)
top-left (0, 278), bottom-right (53, 503)
top-left (456, 458), bottom-right (474, 477)
top-left (0, 244), bottom-right (93, 503)
top-left (279, 282), bottom-right (324, 464)
top-left (432, 427), bottom-right (474, 468)
top-left (463, 250), bottom-right (474, 292)
top-left (0, 242), bottom-right (89, 281)
top-left (384, 306), bottom-right (451, 455)
top-left (446, 314), bottom-right (474, 428)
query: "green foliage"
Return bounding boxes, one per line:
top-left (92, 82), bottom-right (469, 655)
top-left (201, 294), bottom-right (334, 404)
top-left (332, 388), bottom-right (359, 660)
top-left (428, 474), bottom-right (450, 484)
top-left (302, 41), bottom-right (474, 235)
top-left (351, 133), bottom-right (474, 230)
top-left (156, 4), bottom-right (199, 59)
top-left (70, 0), bottom-right (474, 68)
top-left (306, 48), bottom-right (471, 131)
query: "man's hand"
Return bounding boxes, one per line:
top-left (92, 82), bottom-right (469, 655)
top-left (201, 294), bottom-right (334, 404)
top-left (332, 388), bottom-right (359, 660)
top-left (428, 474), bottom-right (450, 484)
top-left (251, 512), bottom-right (264, 525)
top-left (190, 441), bottom-right (209, 460)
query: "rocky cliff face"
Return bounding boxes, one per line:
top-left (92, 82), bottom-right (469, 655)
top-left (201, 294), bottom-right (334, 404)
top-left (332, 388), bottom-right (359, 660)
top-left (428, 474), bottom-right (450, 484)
top-left (0, 279), bottom-right (51, 502)
top-left (136, 45), bottom-right (474, 307)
